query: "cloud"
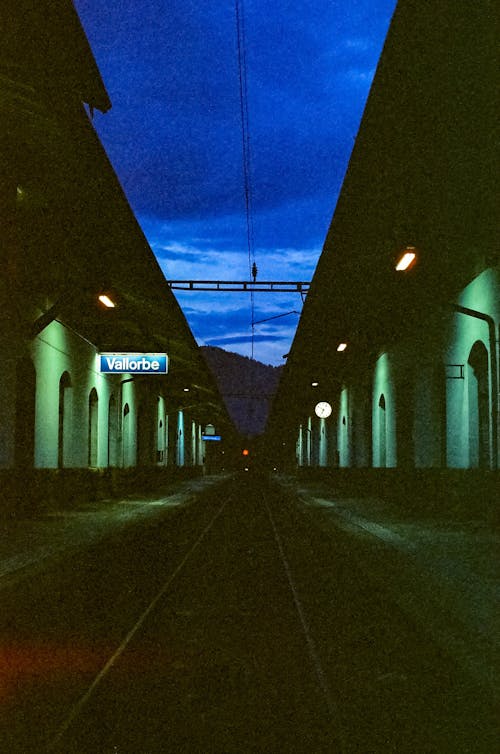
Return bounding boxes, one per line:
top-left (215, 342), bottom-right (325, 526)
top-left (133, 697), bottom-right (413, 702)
top-left (204, 333), bottom-right (282, 347)
top-left (141, 200), bottom-right (326, 271)
top-left (74, 0), bottom-right (397, 365)
top-left (342, 67), bottom-right (377, 86)
top-left (202, 331), bottom-right (294, 367)
top-left (172, 288), bottom-right (302, 365)
top-left (140, 208), bottom-right (317, 364)
top-left (342, 37), bottom-right (374, 53)
top-left (85, 0), bottom-right (395, 223)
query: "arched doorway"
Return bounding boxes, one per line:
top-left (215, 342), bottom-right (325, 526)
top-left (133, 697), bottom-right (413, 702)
top-left (378, 394), bottom-right (387, 467)
top-left (176, 410), bottom-right (184, 466)
top-left (107, 394), bottom-right (118, 467)
top-left (340, 415), bottom-right (348, 467)
top-left (88, 388), bottom-right (99, 467)
top-left (468, 341), bottom-right (490, 468)
top-left (122, 403), bottom-right (132, 467)
top-left (58, 372), bottom-right (72, 468)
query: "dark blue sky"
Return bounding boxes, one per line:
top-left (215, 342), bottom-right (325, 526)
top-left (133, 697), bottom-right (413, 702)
top-left (74, 0), bottom-right (397, 365)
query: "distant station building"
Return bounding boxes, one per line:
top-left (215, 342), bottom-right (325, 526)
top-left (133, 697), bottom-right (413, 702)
top-left (0, 1), bottom-right (231, 510)
top-left (267, 1), bottom-right (498, 494)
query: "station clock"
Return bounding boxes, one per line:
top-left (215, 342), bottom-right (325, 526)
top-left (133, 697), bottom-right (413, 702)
top-left (314, 401), bottom-right (332, 418)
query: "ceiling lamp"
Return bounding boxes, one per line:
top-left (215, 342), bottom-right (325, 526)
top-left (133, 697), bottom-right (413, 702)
top-left (395, 247), bottom-right (417, 271)
top-left (98, 294), bottom-right (116, 308)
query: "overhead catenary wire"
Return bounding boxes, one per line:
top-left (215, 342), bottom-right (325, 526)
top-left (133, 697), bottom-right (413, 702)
top-left (235, 0), bottom-right (256, 360)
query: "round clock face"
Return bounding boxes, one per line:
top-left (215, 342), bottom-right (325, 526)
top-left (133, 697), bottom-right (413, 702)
top-left (314, 401), bottom-right (332, 418)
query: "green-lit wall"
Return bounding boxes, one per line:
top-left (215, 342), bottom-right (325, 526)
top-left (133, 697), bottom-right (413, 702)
top-left (338, 387), bottom-right (351, 467)
top-left (295, 268), bottom-right (498, 473)
top-left (318, 417), bottom-right (328, 467)
top-left (372, 353), bottom-right (397, 468)
top-left (0, 317), bottom-right (206, 477)
top-left (446, 269), bottom-right (499, 469)
top-left (31, 321), bottom-right (117, 468)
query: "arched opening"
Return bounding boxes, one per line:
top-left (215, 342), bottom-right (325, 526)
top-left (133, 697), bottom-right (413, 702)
top-left (468, 341), bottom-right (490, 468)
top-left (157, 418), bottom-right (164, 464)
top-left (88, 388), bottom-right (99, 467)
top-left (339, 415), bottom-right (348, 467)
top-left (58, 372), bottom-right (72, 468)
top-left (176, 410), bottom-right (184, 466)
top-left (122, 403), bottom-right (132, 467)
top-left (107, 394), bottom-right (118, 467)
top-left (378, 393), bottom-right (387, 467)
top-left (14, 358), bottom-right (36, 467)
top-left (306, 417), bottom-right (312, 466)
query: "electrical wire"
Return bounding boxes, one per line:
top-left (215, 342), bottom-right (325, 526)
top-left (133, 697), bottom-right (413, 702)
top-left (235, 0), bottom-right (256, 360)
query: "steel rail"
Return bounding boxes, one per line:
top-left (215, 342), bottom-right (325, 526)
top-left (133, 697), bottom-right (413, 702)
top-left (46, 498), bottom-right (229, 751)
top-left (261, 490), bottom-right (347, 752)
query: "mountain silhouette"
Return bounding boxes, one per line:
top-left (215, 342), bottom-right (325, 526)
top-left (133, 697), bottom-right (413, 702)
top-left (200, 346), bottom-right (283, 437)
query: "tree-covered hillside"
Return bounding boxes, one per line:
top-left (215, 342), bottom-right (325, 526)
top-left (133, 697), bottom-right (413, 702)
top-left (200, 346), bottom-right (283, 436)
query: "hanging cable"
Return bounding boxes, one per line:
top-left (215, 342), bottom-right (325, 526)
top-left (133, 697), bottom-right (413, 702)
top-left (235, 0), bottom-right (256, 359)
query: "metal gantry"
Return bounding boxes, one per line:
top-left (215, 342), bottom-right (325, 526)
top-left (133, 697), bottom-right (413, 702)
top-left (166, 280), bottom-right (310, 293)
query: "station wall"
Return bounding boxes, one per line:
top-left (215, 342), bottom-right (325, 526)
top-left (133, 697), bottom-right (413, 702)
top-left (1, 317), bottom-right (206, 476)
top-left (295, 268), bottom-right (499, 473)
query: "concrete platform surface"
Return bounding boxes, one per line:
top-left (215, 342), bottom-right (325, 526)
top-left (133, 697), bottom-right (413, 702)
top-left (276, 474), bottom-right (500, 696)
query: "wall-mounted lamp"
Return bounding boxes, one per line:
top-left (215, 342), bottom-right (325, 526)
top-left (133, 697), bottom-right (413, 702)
top-left (311, 381), bottom-right (319, 387)
top-left (337, 342), bottom-right (347, 352)
top-left (98, 294), bottom-right (116, 308)
top-left (395, 247), bottom-right (416, 271)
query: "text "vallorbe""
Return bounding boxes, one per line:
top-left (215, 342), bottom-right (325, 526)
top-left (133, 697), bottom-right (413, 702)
top-left (99, 354), bottom-right (168, 374)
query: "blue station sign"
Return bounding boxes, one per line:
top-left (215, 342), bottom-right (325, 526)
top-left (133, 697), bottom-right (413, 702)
top-left (99, 353), bottom-right (168, 374)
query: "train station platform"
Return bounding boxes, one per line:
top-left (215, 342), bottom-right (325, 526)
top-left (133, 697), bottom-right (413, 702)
top-left (0, 475), bottom-right (230, 590)
top-left (277, 474), bottom-right (499, 694)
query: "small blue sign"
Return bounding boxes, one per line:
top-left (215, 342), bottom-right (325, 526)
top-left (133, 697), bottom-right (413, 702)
top-left (202, 435), bottom-right (221, 441)
top-left (99, 353), bottom-right (168, 374)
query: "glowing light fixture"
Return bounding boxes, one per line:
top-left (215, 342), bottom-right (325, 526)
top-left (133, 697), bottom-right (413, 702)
top-left (98, 294), bottom-right (115, 308)
top-left (337, 342), bottom-right (347, 352)
top-left (311, 381), bottom-right (319, 387)
top-left (395, 248), bottom-right (416, 271)
top-left (183, 387), bottom-right (190, 392)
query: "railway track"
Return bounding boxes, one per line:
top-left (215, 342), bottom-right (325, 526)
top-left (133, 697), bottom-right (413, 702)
top-left (0, 474), bottom-right (494, 752)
